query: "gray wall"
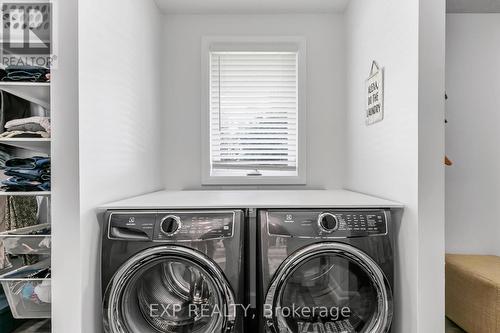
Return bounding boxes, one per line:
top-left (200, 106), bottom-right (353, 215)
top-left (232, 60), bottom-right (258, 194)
top-left (162, 14), bottom-right (346, 190)
top-left (446, 14), bottom-right (500, 256)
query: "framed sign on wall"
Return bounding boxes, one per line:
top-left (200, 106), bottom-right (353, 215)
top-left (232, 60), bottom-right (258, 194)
top-left (366, 61), bottom-right (384, 125)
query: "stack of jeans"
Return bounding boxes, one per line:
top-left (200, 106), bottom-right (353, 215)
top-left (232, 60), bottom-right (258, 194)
top-left (1, 66), bottom-right (50, 82)
top-left (1, 157), bottom-right (50, 192)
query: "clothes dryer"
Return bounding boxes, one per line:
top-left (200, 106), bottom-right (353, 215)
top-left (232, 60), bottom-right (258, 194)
top-left (101, 210), bottom-right (244, 333)
top-left (258, 209), bottom-right (394, 333)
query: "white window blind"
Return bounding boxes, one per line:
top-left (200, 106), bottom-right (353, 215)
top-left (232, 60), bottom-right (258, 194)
top-left (209, 51), bottom-right (299, 176)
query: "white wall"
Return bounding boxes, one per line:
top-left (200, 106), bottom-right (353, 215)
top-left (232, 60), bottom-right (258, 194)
top-left (51, 0), bottom-right (80, 331)
top-left (70, 5), bottom-right (448, 333)
top-left (78, 0), bottom-right (163, 332)
top-left (417, 0), bottom-right (446, 331)
top-left (162, 14), bottom-right (345, 190)
top-left (446, 14), bottom-right (500, 256)
top-left (345, 0), bottom-right (445, 332)
top-left (345, 1), bottom-right (419, 331)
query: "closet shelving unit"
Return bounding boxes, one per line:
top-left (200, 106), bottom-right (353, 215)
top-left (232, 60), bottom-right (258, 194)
top-left (0, 138), bottom-right (51, 154)
top-left (0, 191), bottom-right (51, 197)
top-left (0, 82), bottom-right (50, 109)
top-left (0, 82), bottom-right (51, 154)
top-left (0, 80), bottom-right (52, 331)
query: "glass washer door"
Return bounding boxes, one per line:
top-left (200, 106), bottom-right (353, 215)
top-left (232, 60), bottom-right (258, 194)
top-left (265, 243), bottom-right (392, 333)
top-left (104, 245), bottom-right (236, 333)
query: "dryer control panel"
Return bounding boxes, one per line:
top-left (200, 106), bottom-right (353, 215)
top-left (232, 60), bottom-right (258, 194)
top-left (154, 211), bottom-right (235, 241)
top-left (107, 211), bottom-right (236, 242)
top-left (267, 210), bottom-right (388, 238)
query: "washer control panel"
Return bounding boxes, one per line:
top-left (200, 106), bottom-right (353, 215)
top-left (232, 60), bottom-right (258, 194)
top-left (155, 212), bottom-right (234, 241)
top-left (108, 211), bottom-right (235, 241)
top-left (267, 210), bottom-right (388, 238)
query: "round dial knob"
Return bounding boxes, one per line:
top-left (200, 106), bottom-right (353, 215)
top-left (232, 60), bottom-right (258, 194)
top-left (318, 213), bottom-right (339, 233)
top-left (160, 215), bottom-right (181, 236)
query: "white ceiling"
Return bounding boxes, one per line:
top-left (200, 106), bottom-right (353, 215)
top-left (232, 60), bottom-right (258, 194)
top-left (447, 0), bottom-right (500, 13)
top-left (154, 0), bottom-right (350, 14)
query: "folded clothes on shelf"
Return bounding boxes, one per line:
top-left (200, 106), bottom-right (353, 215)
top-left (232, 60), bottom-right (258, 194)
top-left (1, 65), bottom-right (50, 82)
top-left (0, 92), bottom-right (31, 133)
top-left (0, 147), bottom-right (11, 169)
top-left (4, 156), bottom-right (50, 170)
top-left (5, 117), bottom-right (50, 134)
top-left (0, 131), bottom-right (49, 139)
top-left (1, 157), bottom-right (50, 192)
top-left (4, 168), bottom-right (50, 181)
top-left (1, 179), bottom-right (50, 192)
top-left (2, 116), bottom-right (51, 138)
top-left (8, 124), bottom-right (45, 133)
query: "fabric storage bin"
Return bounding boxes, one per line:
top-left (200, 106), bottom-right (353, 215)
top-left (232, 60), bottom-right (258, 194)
top-left (0, 260), bottom-right (51, 318)
top-left (0, 224), bottom-right (50, 255)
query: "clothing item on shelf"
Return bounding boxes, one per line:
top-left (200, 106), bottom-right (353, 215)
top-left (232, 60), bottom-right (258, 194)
top-left (1, 66), bottom-right (50, 82)
top-left (0, 244), bottom-right (8, 270)
top-left (0, 131), bottom-right (49, 139)
top-left (4, 168), bottom-right (50, 181)
top-left (34, 280), bottom-right (51, 303)
top-left (36, 196), bottom-right (50, 224)
top-left (5, 156), bottom-right (50, 170)
top-left (2, 196), bottom-right (38, 232)
top-left (19, 281), bottom-right (51, 304)
top-left (0, 147), bottom-right (11, 169)
top-left (13, 272), bottom-right (51, 304)
top-left (0, 91), bottom-right (31, 133)
top-left (0, 196), bottom-right (39, 268)
top-left (4, 167), bottom-right (50, 181)
top-left (21, 282), bottom-right (35, 300)
top-left (0, 196), bottom-right (9, 270)
top-left (5, 117), bottom-right (51, 135)
top-left (1, 157), bottom-right (51, 192)
top-left (1, 178), bottom-right (50, 192)
top-left (8, 123), bottom-right (45, 133)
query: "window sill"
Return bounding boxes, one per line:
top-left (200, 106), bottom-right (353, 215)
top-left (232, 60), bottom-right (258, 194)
top-left (201, 175), bottom-right (306, 186)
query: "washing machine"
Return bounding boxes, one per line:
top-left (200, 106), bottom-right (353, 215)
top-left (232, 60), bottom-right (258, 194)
top-left (258, 209), bottom-right (394, 333)
top-left (101, 210), bottom-right (245, 333)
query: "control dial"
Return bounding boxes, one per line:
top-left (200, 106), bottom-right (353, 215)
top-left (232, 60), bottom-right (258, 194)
top-left (318, 212), bottom-right (339, 233)
top-left (160, 215), bottom-right (181, 236)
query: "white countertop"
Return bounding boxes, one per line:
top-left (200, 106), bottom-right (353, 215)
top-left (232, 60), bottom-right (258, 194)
top-left (100, 189), bottom-right (403, 210)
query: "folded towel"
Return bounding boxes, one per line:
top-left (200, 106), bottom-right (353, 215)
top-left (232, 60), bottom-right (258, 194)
top-left (5, 117), bottom-right (50, 134)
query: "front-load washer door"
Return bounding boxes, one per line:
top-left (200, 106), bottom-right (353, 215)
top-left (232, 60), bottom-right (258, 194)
top-left (264, 243), bottom-right (392, 333)
top-left (103, 245), bottom-right (236, 333)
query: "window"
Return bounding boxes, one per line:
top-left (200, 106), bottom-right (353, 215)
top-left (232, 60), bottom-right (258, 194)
top-left (201, 38), bottom-right (306, 185)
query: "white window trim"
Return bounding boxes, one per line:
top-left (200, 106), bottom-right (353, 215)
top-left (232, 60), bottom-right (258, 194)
top-left (200, 36), bottom-right (307, 185)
